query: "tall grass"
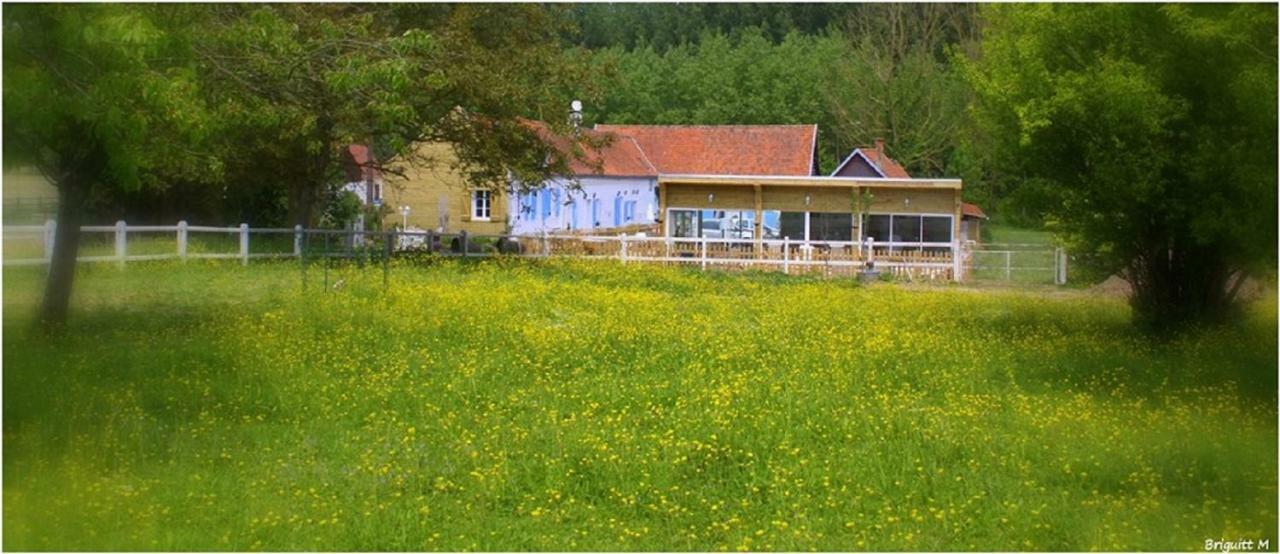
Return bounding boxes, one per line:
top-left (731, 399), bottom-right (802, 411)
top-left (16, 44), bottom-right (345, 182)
top-left (3, 259), bottom-right (1275, 551)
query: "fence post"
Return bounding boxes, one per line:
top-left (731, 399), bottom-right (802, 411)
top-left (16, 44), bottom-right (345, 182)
top-left (1055, 247), bottom-right (1068, 285)
top-left (43, 219), bottom-right (56, 263)
top-left (620, 234), bottom-right (628, 265)
top-left (239, 223), bottom-right (249, 266)
top-left (782, 236), bottom-right (790, 274)
top-left (541, 229), bottom-right (549, 258)
top-left (177, 220), bottom-right (188, 261)
top-left (700, 238), bottom-right (707, 271)
top-left (1005, 250), bottom-right (1012, 281)
top-left (115, 220), bottom-right (127, 267)
top-left (294, 224), bottom-right (303, 258)
top-left (951, 238), bottom-right (961, 282)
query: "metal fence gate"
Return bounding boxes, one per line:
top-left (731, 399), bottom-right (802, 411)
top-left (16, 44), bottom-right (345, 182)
top-left (965, 242), bottom-right (1068, 285)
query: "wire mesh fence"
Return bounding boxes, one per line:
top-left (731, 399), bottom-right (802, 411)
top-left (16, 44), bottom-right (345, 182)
top-left (965, 243), bottom-right (1067, 285)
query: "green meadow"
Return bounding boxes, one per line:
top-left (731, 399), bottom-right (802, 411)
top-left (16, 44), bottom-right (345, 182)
top-left (3, 259), bottom-right (1276, 551)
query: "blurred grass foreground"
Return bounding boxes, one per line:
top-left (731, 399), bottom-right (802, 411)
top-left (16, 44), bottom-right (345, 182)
top-left (2, 258), bottom-right (1276, 550)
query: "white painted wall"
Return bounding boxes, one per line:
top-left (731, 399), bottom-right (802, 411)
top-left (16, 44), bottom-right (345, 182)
top-left (507, 176), bottom-right (657, 235)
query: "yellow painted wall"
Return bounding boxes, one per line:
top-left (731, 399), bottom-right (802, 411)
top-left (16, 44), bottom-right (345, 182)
top-left (862, 188), bottom-right (955, 215)
top-left (761, 186), bottom-right (850, 212)
top-left (664, 184), bottom-right (756, 210)
top-left (382, 142), bottom-right (508, 235)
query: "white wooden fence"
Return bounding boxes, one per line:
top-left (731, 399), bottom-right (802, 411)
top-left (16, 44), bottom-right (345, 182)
top-left (1, 220), bottom-right (1023, 283)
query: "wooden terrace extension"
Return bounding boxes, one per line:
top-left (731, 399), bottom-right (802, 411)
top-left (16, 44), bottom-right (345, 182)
top-left (652, 174), bottom-right (966, 280)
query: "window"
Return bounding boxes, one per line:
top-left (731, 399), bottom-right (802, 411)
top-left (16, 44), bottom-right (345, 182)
top-left (471, 190), bottom-right (491, 220)
top-left (761, 210), bottom-right (781, 239)
top-left (922, 217), bottom-right (951, 243)
top-left (614, 196), bottom-right (623, 226)
top-left (569, 199), bottom-right (578, 229)
top-left (810, 212), bottom-right (852, 242)
top-left (895, 215), bottom-right (923, 243)
top-left (623, 200), bottom-right (637, 222)
top-left (540, 190), bottom-right (552, 221)
top-left (861, 214), bottom-right (952, 251)
top-left (669, 209), bottom-right (700, 238)
top-left (552, 189), bottom-right (562, 218)
top-left (864, 214), bottom-right (891, 243)
top-left (519, 192), bottom-right (536, 220)
top-left (780, 212), bottom-right (806, 241)
top-left (699, 210), bottom-right (755, 239)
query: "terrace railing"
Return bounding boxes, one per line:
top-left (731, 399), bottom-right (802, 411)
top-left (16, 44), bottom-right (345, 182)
top-left (1, 220), bottom-right (1061, 284)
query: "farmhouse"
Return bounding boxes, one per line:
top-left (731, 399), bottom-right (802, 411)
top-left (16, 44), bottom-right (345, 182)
top-left (342, 118), bottom-right (986, 250)
top-left (509, 123), bottom-right (819, 235)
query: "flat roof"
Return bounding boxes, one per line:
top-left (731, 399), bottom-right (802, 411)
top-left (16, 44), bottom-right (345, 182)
top-left (658, 174), bottom-right (961, 190)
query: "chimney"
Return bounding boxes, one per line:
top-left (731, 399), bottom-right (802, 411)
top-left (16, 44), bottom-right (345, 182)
top-left (874, 138), bottom-right (885, 154)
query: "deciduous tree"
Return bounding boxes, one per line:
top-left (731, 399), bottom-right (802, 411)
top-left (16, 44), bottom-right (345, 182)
top-left (962, 4), bottom-right (1277, 329)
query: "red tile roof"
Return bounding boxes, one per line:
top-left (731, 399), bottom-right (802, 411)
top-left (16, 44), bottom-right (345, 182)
top-left (860, 148), bottom-right (911, 179)
top-left (961, 202), bottom-right (988, 219)
top-left (594, 124), bottom-right (817, 176)
top-left (525, 120), bottom-right (658, 177)
top-left (832, 140), bottom-right (911, 179)
top-left (343, 144), bottom-right (381, 183)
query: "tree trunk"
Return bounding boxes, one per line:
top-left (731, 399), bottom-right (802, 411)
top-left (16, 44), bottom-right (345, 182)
top-left (287, 182), bottom-right (316, 228)
top-left (1128, 236), bottom-right (1238, 333)
top-left (39, 178), bottom-right (86, 330)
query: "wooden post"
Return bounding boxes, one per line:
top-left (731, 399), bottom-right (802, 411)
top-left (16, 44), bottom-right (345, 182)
top-left (620, 234), bottom-right (628, 264)
top-left (700, 238), bottom-right (707, 271)
top-left (177, 220), bottom-right (188, 261)
top-left (294, 224), bottom-right (303, 257)
top-left (43, 219), bottom-right (56, 263)
top-left (658, 181), bottom-right (668, 236)
top-left (239, 223), bottom-right (249, 266)
top-left (115, 220), bottom-right (127, 267)
top-left (852, 186), bottom-right (861, 244)
top-left (1005, 250), bottom-right (1012, 280)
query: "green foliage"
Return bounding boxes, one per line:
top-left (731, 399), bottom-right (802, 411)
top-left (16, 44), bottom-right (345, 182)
top-left (3, 261), bottom-right (1275, 550)
top-left (585, 6), bottom-right (980, 179)
top-left (961, 4), bottom-right (1278, 326)
top-left (568, 4), bottom-right (854, 52)
top-left (3, 4), bottom-right (216, 197)
top-left (186, 4), bottom-right (598, 226)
